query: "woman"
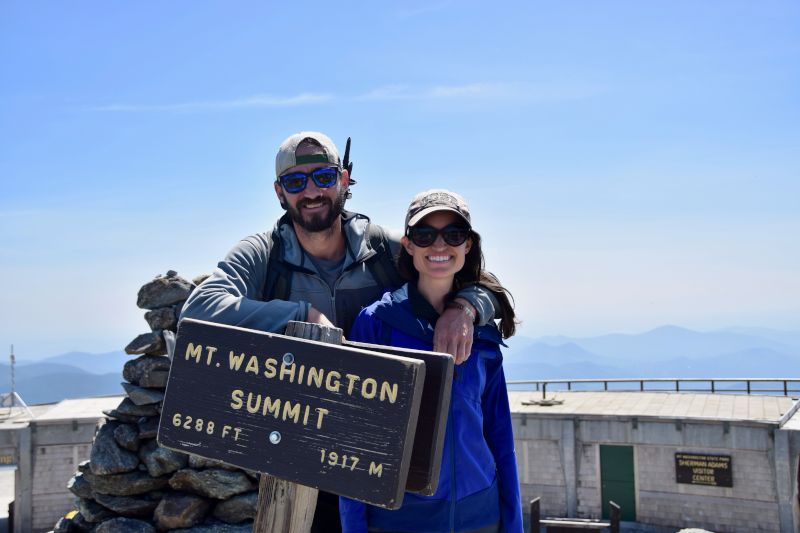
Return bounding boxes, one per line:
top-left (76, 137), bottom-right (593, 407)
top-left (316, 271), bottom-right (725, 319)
top-left (340, 189), bottom-right (523, 533)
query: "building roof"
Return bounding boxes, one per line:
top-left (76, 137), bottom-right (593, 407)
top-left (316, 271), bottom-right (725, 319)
top-left (508, 391), bottom-right (798, 425)
top-left (33, 395), bottom-right (125, 424)
top-left (782, 406), bottom-right (800, 431)
top-left (0, 395), bottom-right (124, 428)
top-left (0, 404), bottom-right (52, 429)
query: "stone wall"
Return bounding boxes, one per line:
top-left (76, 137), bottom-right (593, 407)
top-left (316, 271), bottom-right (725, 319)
top-left (53, 272), bottom-right (258, 533)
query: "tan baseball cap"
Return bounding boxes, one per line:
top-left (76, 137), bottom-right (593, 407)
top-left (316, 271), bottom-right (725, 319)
top-left (275, 131), bottom-right (341, 178)
top-left (405, 189), bottom-right (471, 231)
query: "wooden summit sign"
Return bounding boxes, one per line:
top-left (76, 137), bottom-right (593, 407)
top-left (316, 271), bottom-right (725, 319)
top-left (345, 340), bottom-right (453, 496)
top-left (158, 318), bottom-right (426, 509)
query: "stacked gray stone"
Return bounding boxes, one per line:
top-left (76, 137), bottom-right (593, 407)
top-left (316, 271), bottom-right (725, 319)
top-left (53, 271), bottom-right (258, 533)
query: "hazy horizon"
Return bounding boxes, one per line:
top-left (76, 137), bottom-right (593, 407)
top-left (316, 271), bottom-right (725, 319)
top-left (5, 322), bottom-right (800, 363)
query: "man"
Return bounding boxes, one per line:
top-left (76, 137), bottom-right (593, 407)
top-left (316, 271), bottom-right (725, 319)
top-left (181, 131), bottom-right (497, 532)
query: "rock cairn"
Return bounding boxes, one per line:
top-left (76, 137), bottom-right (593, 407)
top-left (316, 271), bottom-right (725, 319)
top-left (54, 271), bottom-right (258, 533)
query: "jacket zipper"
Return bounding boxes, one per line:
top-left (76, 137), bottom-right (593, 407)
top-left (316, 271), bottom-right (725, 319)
top-left (448, 399), bottom-right (456, 532)
top-left (328, 248), bottom-right (368, 325)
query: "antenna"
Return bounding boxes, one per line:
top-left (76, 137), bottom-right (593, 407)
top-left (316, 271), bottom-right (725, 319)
top-left (10, 344), bottom-right (15, 407)
top-left (1, 345), bottom-right (32, 419)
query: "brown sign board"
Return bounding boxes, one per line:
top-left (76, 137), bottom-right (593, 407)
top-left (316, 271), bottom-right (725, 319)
top-left (675, 453), bottom-right (733, 487)
top-left (158, 318), bottom-right (426, 509)
top-left (345, 340), bottom-right (453, 495)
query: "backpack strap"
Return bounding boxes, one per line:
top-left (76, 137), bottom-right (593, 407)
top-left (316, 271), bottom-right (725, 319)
top-left (365, 223), bottom-right (404, 292)
top-left (264, 218), bottom-right (402, 302)
top-left (262, 226), bottom-right (292, 302)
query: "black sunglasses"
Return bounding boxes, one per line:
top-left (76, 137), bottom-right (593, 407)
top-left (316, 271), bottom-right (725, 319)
top-left (407, 224), bottom-right (471, 247)
top-left (279, 167), bottom-right (340, 193)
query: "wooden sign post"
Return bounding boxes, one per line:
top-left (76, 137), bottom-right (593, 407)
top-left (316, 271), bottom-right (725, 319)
top-left (253, 321), bottom-right (343, 533)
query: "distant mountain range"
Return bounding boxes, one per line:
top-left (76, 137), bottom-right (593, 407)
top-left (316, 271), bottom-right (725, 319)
top-left (2, 325), bottom-right (798, 405)
top-left (502, 325), bottom-right (800, 383)
top-left (1, 351), bottom-right (128, 405)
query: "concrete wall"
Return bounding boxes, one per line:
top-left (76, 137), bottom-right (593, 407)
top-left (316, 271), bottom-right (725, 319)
top-left (514, 417), bottom-right (575, 518)
top-left (13, 420), bottom-right (99, 533)
top-left (779, 428), bottom-right (800, 533)
top-left (516, 437), bottom-right (567, 517)
top-left (576, 443), bottom-right (600, 518)
top-left (635, 443), bottom-right (779, 532)
top-left (512, 413), bottom-right (798, 532)
top-left (30, 442), bottom-right (92, 531)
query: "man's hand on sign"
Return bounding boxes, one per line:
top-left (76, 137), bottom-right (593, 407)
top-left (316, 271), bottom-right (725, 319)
top-left (434, 298), bottom-right (475, 365)
top-left (308, 306), bottom-right (336, 328)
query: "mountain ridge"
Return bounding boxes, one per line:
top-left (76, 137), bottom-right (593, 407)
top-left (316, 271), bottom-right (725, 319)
top-left (4, 326), bottom-right (798, 404)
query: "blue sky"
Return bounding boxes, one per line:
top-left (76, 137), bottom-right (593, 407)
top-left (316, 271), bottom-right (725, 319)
top-left (1, 1), bottom-right (798, 359)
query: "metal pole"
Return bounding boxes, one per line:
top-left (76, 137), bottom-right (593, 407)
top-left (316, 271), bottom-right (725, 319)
top-left (530, 497), bottom-right (540, 532)
top-left (10, 344), bottom-right (15, 407)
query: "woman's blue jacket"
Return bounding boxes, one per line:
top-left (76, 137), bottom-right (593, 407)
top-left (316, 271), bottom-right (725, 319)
top-left (339, 284), bottom-right (523, 533)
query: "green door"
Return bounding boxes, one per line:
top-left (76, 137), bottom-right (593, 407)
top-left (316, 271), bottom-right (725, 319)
top-left (600, 445), bottom-right (636, 521)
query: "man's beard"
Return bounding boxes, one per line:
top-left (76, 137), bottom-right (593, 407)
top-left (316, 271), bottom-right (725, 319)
top-left (285, 188), bottom-right (347, 233)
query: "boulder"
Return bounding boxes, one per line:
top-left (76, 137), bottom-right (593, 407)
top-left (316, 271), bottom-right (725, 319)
top-left (126, 332), bottom-right (167, 356)
top-left (124, 355), bottom-right (171, 388)
top-left (114, 398), bottom-right (160, 418)
top-left (83, 469), bottom-right (170, 496)
top-left (138, 416), bottom-right (159, 439)
top-left (187, 456), bottom-right (240, 471)
top-left (93, 493), bottom-right (161, 518)
top-left (137, 274), bottom-right (193, 310)
top-left (76, 497), bottom-right (116, 523)
top-left (114, 423), bottom-right (140, 452)
top-left (123, 383), bottom-right (166, 406)
top-left (212, 490), bottom-right (258, 523)
top-left (168, 469), bottom-right (254, 500)
top-left (54, 512), bottom-right (94, 533)
top-left (90, 422), bottom-right (140, 475)
top-left (67, 472), bottom-right (93, 499)
top-left (145, 306), bottom-right (179, 332)
top-left (77, 459), bottom-right (91, 473)
top-left (139, 439), bottom-right (188, 477)
top-left (153, 492), bottom-right (210, 530)
top-left (95, 517), bottom-right (157, 533)
top-left (103, 397), bottom-right (161, 423)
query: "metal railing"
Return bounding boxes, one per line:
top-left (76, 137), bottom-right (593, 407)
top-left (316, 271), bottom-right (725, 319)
top-left (506, 378), bottom-right (800, 399)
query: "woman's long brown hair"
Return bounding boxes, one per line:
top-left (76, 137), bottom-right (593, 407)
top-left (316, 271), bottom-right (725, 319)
top-left (398, 230), bottom-right (518, 338)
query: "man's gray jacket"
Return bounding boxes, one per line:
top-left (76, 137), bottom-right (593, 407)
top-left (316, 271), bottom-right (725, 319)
top-left (180, 212), bottom-right (495, 337)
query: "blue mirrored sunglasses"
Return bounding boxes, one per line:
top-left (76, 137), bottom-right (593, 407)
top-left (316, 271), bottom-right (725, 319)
top-left (279, 167), bottom-right (340, 193)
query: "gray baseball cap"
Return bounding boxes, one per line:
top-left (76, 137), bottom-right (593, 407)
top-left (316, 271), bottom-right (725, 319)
top-left (405, 189), bottom-right (472, 231)
top-left (275, 131), bottom-right (341, 178)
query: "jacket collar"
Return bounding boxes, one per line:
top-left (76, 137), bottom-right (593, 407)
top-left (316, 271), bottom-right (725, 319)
top-left (274, 211), bottom-right (377, 272)
top-left (373, 283), bottom-right (505, 346)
